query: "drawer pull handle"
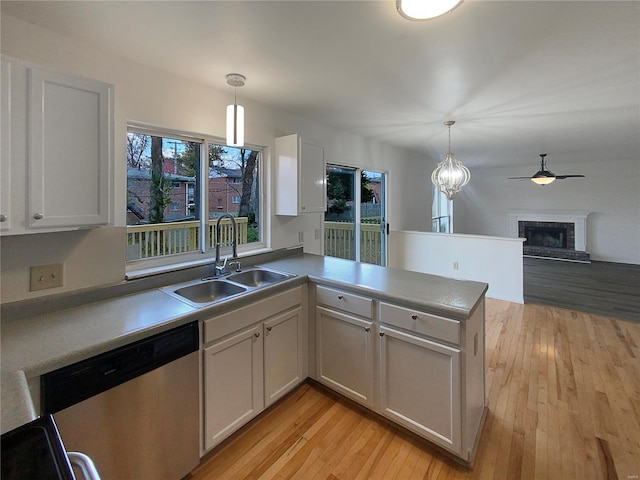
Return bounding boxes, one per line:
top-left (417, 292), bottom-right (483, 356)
top-left (337, 295), bottom-right (344, 300)
top-left (266, 326), bottom-right (273, 332)
top-left (33, 213), bottom-right (44, 220)
top-left (254, 332), bottom-right (260, 338)
top-left (379, 332), bottom-right (385, 337)
top-left (364, 326), bottom-right (371, 332)
top-left (0, 214), bottom-right (6, 222)
top-left (411, 314), bottom-right (418, 320)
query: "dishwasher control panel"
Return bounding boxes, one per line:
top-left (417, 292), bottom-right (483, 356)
top-left (41, 321), bottom-right (199, 414)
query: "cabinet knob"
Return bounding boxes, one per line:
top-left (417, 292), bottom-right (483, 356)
top-left (411, 314), bottom-right (418, 320)
top-left (364, 326), bottom-right (371, 332)
top-left (0, 214), bottom-right (6, 222)
top-left (33, 213), bottom-right (44, 220)
top-left (254, 332), bottom-right (260, 338)
top-left (379, 332), bottom-right (385, 337)
top-left (337, 295), bottom-right (344, 300)
top-left (266, 326), bottom-right (273, 332)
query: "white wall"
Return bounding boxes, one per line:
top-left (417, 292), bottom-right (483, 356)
top-left (453, 157), bottom-right (640, 264)
top-left (0, 14), bottom-right (429, 303)
top-left (389, 231), bottom-right (525, 303)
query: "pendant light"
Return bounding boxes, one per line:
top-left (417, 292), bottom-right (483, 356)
top-left (396, 0), bottom-right (463, 21)
top-left (431, 120), bottom-right (471, 201)
top-left (226, 73), bottom-right (246, 147)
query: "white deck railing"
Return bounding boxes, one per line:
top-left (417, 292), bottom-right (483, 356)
top-left (126, 217), bottom-right (248, 259)
top-left (324, 221), bottom-right (382, 265)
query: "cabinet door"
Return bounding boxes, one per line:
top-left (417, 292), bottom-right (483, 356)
top-left (379, 325), bottom-right (462, 455)
top-left (299, 138), bottom-right (325, 213)
top-left (28, 66), bottom-right (111, 229)
top-left (1, 58), bottom-right (12, 232)
top-left (274, 134), bottom-right (325, 215)
top-left (264, 307), bottom-right (303, 407)
top-left (316, 306), bottom-right (374, 407)
top-left (203, 324), bottom-right (264, 451)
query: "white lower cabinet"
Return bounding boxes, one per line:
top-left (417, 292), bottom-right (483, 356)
top-left (202, 286), bottom-right (306, 452)
top-left (264, 307), bottom-right (303, 407)
top-left (312, 285), bottom-right (485, 462)
top-left (203, 324), bottom-right (263, 451)
top-left (379, 325), bottom-right (462, 454)
top-left (316, 306), bottom-right (374, 407)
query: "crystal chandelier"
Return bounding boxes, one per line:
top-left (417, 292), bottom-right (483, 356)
top-left (431, 120), bottom-right (470, 201)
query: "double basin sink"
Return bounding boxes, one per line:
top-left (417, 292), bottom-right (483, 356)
top-left (161, 267), bottom-right (296, 308)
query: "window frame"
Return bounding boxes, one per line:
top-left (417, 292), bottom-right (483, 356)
top-left (125, 123), bottom-right (266, 278)
top-left (432, 186), bottom-right (453, 233)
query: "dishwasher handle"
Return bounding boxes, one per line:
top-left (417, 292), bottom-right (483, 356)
top-left (67, 452), bottom-right (101, 480)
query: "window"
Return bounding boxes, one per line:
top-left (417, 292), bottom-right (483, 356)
top-left (432, 187), bottom-right (452, 233)
top-left (126, 125), bottom-right (262, 266)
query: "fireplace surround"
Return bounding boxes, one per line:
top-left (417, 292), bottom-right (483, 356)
top-left (508, 211), bottom-right (590, 262)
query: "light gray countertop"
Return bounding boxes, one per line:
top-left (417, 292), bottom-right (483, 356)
top-left (1, 253), bottom-right (487, 433)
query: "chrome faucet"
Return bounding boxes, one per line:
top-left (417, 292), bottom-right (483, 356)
top-left (214, 213), bottom-right (238, 276)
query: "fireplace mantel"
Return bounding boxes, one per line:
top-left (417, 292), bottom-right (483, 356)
top-left (508, 210), bottom-right (590, 252)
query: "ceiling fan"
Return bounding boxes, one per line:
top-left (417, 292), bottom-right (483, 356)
top-left (508, 154), bottom-right (585, 185)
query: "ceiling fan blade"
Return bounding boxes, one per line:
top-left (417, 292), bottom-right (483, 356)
top-left (555, 174), bottom-right (585, 179)
top-left (508, 176), bottom-right (533, 180)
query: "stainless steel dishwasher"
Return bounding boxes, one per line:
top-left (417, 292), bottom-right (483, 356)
top-left (41, 321), bottom-right (200, 480)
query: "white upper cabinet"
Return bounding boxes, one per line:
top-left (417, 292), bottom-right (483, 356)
top-left (1, 58), bottom-right (12, 232)
top-left (0, 56), bottom-right (113, 235)
top-left (274, 134), bottom-right (326, 215)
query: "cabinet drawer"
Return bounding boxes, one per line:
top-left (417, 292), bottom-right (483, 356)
top-left (204, 286), bottom-right (302, 344)
top-left (379, 302), bottom-right (460, 345)
top-left (316, 285), bottom-right (373, 319)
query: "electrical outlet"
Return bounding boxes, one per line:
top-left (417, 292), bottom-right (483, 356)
top-left (315, 229), bottom-right (321, 240)
top-left (30, 263), bottom-right (64, 291)
top-left (453, 261), bottom-right (459, 270)
top-left (298, 231), bottom-right (304, 243)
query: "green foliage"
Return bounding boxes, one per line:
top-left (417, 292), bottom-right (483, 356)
top-left (361, 171), bottom-right (374, 203)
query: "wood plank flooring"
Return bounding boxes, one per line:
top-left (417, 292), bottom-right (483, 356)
top-left (523, 257), bottom-right (640, 322)
top-left (188, 299), bottom-right (640, 480)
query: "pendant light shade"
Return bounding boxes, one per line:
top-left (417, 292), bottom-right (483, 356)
top-left (431, 121), bottom-right (470, 201)
top-left (226, 104), bottom-right (244, 147)
top-left (226, 73), bottom-right (246, 147)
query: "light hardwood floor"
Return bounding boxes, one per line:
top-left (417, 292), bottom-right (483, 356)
top-left (188, 299), bottom-right (640, 480)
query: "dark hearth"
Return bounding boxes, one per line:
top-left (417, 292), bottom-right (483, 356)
top-left (524, 226), bottom-right (567, 249)
top-left (518, 220), bottom-right (590, 262)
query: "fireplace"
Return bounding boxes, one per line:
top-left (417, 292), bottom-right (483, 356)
top-left (519, 221), bottom-right (575, 250)
top-left (509, 211), bottom-right (590, 262)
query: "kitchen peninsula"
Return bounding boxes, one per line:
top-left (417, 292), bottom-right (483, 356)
top-left (1, 252), bottom-right (487, 467)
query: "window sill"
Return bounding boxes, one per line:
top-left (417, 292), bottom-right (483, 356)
top-left (125, 247), bottom-right (272, 280)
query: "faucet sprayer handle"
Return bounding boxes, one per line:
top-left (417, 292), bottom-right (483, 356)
top-left (228, 261), bottom-right (242, 272)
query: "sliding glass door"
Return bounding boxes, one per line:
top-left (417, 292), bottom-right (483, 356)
top-left (324, 165), bottom-right (386, 266)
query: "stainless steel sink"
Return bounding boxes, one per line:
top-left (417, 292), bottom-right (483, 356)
top-left (172, 280), bottom-right (247, 304)
top-left (161, 267), bottom-right (295, 308)
top-left (227, 268), bottom-right (294, 287)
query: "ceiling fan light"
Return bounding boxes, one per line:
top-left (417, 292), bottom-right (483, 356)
top-left (397, 0), bottom-right (463, 21)
top-left (531, 174), bottom-right (555, 185)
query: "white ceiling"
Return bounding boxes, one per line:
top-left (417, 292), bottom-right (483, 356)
top-left (2, 0), bottom-right (639, 171)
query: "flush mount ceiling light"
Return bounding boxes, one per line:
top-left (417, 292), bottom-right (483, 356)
top-left (226, 73), bottom-right (246, 147)
top-left (431, 120), bottom-right (471, 201)
top-left (396, 0), bottom-right (463, 21)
